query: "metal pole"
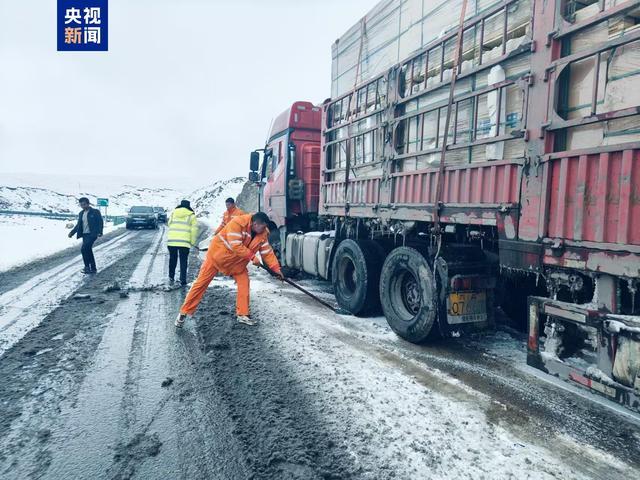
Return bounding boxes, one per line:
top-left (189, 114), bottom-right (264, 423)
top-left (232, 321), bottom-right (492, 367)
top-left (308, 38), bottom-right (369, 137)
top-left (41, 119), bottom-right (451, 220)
top-left (257, 263), bottom-right (338, 313)
top-left (343, 18), bottom-right (367, 209)
top-left (432, 0), bottom-right (468, 234)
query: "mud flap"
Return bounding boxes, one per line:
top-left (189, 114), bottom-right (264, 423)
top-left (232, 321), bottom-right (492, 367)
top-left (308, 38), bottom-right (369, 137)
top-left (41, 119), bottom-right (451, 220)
top-left (433, 256), bottom-right (495, 338)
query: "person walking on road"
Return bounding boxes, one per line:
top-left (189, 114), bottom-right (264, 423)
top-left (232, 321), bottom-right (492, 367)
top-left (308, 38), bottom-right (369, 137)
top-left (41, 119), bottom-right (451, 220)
top-left (213, 197), bottom-right (245, 235)
top-left (167, 200), bottom-right (199, 286)
top-left (175, 212), bottom-right (283, 328)
top-left (68, 197), bottom-right (103, 274)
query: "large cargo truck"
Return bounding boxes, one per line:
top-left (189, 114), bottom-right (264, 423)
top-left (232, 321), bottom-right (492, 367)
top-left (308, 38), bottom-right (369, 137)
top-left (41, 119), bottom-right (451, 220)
top-left (249, 0), bottom-right (640, 412)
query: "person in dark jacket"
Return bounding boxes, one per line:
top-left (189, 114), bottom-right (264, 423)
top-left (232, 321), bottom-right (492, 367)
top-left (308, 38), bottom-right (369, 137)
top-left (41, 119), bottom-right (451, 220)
top-left (68, 197), bottom-right (104, 274)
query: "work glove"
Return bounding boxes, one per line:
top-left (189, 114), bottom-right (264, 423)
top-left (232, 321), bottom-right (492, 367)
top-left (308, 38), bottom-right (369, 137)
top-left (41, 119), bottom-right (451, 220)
top-left (273, 270), bottom-right (285, 281)
top-left (252, 256), bottom-right (261, 267)
top-left (68, 231), bottom-right (74, 238)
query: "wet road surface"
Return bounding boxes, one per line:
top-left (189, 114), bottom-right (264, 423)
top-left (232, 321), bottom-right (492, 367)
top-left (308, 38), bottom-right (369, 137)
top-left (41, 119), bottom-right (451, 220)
top-left (0, 226), bottom-right (639, 479)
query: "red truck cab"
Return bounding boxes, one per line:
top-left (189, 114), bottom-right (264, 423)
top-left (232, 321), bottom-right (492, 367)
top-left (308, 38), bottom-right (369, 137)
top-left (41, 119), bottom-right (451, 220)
top-left (249, 101), bottom-right (322, 234)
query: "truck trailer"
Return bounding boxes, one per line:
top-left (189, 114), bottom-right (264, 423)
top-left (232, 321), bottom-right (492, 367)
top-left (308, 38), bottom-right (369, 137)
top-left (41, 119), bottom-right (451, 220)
top-left (249, 0), bottom-right (640, 412)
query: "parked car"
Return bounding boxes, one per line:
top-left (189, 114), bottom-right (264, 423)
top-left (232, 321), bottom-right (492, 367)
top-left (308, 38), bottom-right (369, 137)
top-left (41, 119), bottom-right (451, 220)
top-left (153, 207), bottom-right (167, 223)
top-left (126, 206), bottom-right (158, 230)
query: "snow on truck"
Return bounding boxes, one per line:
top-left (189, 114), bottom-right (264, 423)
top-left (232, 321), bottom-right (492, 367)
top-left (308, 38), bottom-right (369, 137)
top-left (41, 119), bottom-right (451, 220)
top-left (248, 0), bottom-right (640, 412)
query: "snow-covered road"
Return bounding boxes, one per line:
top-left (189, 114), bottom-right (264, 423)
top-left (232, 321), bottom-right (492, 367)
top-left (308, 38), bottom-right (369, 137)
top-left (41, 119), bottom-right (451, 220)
top-left (204, 271), bottom-right (640, 479)
top-left (0, 230), bottom-right (137, 356)
top-left (0, 227), bottom-right (638, 479)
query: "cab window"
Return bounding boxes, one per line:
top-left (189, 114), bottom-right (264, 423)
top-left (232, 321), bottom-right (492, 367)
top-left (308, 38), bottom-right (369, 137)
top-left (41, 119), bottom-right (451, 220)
top-left (264, 149), bottom-right (273, 179)
top-left (272, 142), bottom-right (280, 172)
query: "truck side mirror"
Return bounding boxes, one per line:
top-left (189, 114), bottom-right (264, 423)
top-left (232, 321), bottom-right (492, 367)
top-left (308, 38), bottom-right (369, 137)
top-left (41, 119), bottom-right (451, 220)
top-left (249, 151), bottom-right (260, 171)
top-left (248, 171), bottom-right (260, 183)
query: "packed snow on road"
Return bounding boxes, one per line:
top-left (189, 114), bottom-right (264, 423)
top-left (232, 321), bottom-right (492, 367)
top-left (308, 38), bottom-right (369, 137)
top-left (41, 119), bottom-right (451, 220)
top-left (4, 0), bottom-right (640, 477)
top-left (0, 206), bottom-right (638, 479)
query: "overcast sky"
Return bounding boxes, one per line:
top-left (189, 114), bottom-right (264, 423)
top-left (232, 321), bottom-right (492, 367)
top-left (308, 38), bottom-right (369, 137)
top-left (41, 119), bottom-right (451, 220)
top-left (0, 0), bottom-right (374, 185)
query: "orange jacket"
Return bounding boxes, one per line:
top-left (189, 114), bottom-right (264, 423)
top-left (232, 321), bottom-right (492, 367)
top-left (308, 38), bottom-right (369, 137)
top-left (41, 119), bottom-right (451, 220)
top-left (208, 214), bottom-right (281, 276)
top-left (214, 206), bottom-right (245, 235)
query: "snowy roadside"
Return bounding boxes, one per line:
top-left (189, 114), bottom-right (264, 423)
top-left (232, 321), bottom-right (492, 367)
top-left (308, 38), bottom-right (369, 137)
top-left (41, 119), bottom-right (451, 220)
top-left (222, 269), bottom-right (639, 479)
top-left (0, 215), bottom-right (123, 272)
top-left (0, 174), bottom-right (247, 272)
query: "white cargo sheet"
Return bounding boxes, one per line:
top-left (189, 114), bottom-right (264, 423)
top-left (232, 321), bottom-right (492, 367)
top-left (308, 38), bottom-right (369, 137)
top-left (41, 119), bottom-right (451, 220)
top-left (329, 0), bottom-right (640, 173)
top-left (565, 2), bottom-right (640, 149)
top-left (331, 0), bottom-right (531, 97)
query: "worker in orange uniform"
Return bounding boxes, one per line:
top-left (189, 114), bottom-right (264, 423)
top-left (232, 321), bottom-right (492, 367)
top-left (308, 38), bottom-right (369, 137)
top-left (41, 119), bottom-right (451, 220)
top-left (214, 197), bottom-right (245, 235)
top-left (175, 212), bottom-right (283, 328)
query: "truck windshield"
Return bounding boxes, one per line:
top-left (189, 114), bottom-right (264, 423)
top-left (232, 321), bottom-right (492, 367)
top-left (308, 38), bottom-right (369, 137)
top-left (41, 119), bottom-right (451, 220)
top-left (130, 206), bottom-right (154, 213)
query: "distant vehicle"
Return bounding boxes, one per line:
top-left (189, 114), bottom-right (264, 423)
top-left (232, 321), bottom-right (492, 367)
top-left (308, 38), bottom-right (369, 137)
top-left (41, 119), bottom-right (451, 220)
top-left (153, 207), bottom-right (167, 223)
top-left (126, 206), bottom-right (158, 230)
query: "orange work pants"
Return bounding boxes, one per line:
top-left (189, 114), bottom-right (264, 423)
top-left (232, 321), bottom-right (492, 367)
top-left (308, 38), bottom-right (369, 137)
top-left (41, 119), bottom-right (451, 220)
top-left (180, 255), bottom-right (250, 316)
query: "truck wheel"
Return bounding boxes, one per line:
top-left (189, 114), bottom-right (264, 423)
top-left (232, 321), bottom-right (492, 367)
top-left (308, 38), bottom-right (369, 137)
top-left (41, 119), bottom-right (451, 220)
top-left (269, 228), bottom-right (282, 261)
top-left (332, 239), bottom-right (383, 316)
top-left (379, 247), bottom-right (437, 343)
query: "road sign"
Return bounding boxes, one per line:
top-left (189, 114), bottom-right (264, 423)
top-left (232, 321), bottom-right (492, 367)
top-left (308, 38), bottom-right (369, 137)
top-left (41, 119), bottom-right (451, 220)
top-left (97, 198), bottom-right (109, 207)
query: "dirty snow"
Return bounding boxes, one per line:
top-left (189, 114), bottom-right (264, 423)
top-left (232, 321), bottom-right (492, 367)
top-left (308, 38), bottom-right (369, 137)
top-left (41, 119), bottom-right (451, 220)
top-left (239, 271), bottom-right (639, 478)
top-left (606, 318), bottom-right (640, 332)
top-left (1, 228), bottom-right (639, 478)
top-left (192, 272), bottom-right (618, 478)
top-left (0, 229), bottom-right (148, 356)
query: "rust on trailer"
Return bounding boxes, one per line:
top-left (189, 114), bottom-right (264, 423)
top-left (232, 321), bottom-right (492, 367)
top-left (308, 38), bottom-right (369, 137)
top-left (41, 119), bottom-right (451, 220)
top-left (542, 247), bottom-right (640, 278)
top-left (391, 161), bottom-right (520, 205)
top-left (319, 0), bottom-right (640, 276)
top-left (553, 0), bottom-right (640, 39)
top-left (546, 149), bottom-right (640, 246)
top-left (432, 0), bottom-right (468, 233)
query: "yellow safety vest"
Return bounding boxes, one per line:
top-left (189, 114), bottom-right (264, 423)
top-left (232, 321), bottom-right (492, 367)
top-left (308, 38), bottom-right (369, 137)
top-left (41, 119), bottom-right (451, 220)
top-left (167, 207), bottom-right (198, 247)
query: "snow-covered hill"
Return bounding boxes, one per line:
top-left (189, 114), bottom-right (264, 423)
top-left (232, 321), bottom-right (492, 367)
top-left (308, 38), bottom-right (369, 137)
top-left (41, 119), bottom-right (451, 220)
top-left (0, 174), bottom-right (193, 216)
top-left (0, 173), bottom-right (259, 271)
top-left (2, 173), bottom-right (196, 196)
top-left (0, 172), bottom-right (258, 222)
top-left (187, 177), bottom-right (247, 225)
top-left (0, 186), bottom-right (80, 214)
top-left (0, 185), bottom-right (183, 216)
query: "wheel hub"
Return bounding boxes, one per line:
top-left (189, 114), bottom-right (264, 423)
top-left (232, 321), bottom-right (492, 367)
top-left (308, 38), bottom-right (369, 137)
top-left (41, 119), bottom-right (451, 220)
top-left (401, 272), bottom-right (421, 315)
top-left (339, 257), bottom-right (357, 295)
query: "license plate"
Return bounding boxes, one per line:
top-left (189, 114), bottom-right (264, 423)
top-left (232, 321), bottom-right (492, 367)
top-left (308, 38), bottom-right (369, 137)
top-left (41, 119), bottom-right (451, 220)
top-left (447, 291), bottom-right (487, 324)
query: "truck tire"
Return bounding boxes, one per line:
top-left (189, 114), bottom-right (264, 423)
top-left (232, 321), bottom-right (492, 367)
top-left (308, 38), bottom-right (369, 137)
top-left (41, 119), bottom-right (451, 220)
top-left (379, 247), bottom-right (437, 343)
top-left (270, 227), bottom-right (297, 277)
top-left (332, 239), bottom-right (383, 316)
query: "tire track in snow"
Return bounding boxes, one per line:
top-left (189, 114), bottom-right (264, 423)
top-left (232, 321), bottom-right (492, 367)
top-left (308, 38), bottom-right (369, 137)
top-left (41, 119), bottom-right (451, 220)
top-left (109, 244), bottom-right (250, 479)
top-left (0, 230), bottom-right (132, 307)
top-left (261, 276), bottom-right (640, 478)
top-left (0, 241), bottom-right (159, 477)
top-left (0, 230), bottom-right (143, 357)
top-left (43, 227), bottom-right (165, 479)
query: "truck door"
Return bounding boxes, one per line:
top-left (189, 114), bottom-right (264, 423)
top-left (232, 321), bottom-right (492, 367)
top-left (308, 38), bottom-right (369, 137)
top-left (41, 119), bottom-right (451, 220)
top-left (262, 138), bottom-right (287, 228)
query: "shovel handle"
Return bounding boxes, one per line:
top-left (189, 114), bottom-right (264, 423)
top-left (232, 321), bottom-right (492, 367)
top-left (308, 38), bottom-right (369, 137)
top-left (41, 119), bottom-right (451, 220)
top-left (257, 263), bottom-right (337, 313)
